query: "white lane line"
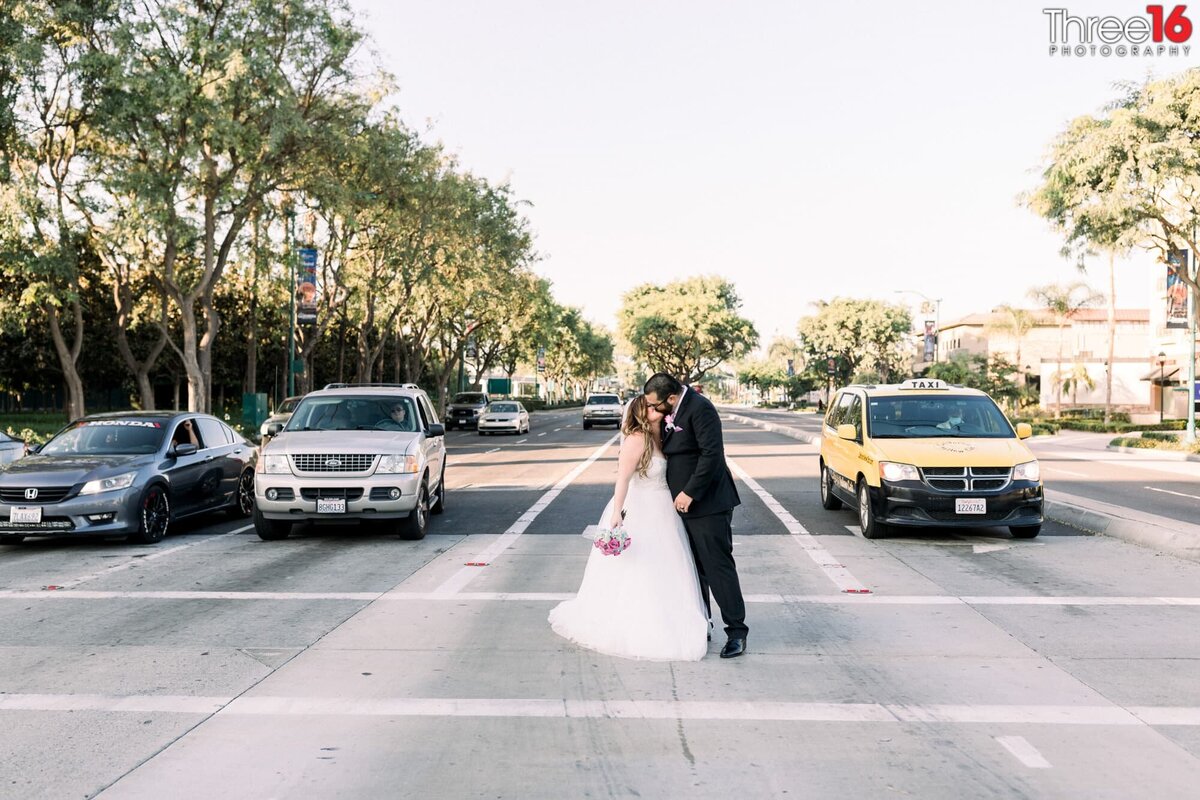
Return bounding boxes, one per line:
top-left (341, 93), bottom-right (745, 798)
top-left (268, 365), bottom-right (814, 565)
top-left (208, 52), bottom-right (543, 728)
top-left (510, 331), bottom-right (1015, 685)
top-left (515, 439), bottom-right (527, 444)
top-left (554, 428), bottom-right (562, 432)
top-left (726, 457), bottom-right (869, 594)
top-left (430, 434), bottom-right (620, 596)
top-left (51, 525), bottom-right (251, 589)
top-left (537, 432), bottom-right (547, 437)
top-left (1044, 466), bottom-right (1089, 478)
top-left (6, 692), bottom-right (1190, 726)
top-left (995, 736), bottom-right (1052, 769)
top-left (4, 589), bottom-right (1198, 606)
top-left (1145, 486), bottom-right (1200, 501)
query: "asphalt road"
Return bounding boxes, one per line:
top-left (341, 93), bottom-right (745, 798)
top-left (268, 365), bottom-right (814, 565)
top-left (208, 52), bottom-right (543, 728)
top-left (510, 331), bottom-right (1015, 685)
top-left (2, 410), bottom-right (1199, 799)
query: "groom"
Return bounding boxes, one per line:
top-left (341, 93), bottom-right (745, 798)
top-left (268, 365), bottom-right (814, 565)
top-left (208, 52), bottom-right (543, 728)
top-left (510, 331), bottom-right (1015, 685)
top-left (643, 372), bottom-right (748, 658)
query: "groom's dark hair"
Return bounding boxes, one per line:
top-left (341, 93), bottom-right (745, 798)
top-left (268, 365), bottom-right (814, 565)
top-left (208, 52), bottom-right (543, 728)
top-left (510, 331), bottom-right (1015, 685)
top-left (643, 372), bottom-right (682, 398)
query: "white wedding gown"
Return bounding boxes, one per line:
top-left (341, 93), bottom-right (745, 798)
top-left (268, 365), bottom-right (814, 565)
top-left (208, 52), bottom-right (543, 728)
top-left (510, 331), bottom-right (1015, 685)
top-left (549, 456), bottom-right (709, 661)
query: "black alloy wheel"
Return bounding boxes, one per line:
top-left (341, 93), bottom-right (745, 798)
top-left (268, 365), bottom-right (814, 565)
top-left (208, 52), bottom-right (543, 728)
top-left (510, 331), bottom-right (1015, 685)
top-left (234, 469), bottom-right (255, 517)
top-left (399, 479), bottom-right (429, 540)
top-left (129, 484), bottom-right (170, 544)
top-left (820, 462), bottom-right (842, 510)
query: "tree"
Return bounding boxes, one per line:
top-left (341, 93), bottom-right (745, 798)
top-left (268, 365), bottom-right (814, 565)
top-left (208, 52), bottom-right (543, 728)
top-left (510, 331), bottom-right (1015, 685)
top-left (985, 305), bottom-right (1036, 388)
top-left (1028, 282), bottom-right (1102, 418)
top-left (1059, 362), bottom-right (1096, 407)
top-left (619, 276), bottom-right (757, 384)
top-left (797, 298), bottom-right (912, 386)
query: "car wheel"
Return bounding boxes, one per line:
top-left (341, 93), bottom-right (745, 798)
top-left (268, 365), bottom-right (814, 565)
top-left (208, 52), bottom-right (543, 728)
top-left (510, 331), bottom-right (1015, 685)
top-left (857, 479), bottom-right (888, 540)
top-left (820, 462), bottom-right (843, 510)
top-left (399, 479), bottom-right (429, 540)
top-left (1010, 525), bottom-right (1041, 539)
top-left (583, 421), bottom-right (592, 430)
top-left (445, 423), bottom-right (455, 431)
top-left (0, 534), bottom-right (24, 545)
top-left (253, 505), bottom-right (291, 541)
top-left (128, 484), bottom-right (171, 544)
top-left (233, 469), bottom-right (255, 517)
top-left (431, 466), bottom-right (446, 515)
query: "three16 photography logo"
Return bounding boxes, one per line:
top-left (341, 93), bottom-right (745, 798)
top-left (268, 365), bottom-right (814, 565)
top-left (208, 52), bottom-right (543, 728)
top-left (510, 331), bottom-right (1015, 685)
top-left (1045, 5), bottom-right (1193, 57)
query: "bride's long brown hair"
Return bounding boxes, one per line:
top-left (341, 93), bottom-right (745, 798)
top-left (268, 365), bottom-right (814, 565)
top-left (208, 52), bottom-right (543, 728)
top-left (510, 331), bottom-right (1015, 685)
top-left (621, 395), bottom-right (657, 477)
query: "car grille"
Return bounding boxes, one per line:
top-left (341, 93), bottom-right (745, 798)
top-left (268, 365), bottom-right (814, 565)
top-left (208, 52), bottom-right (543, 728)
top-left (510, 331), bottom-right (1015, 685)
top-left (0, 487), bottom-right (72, 504)
top-left (291, 454), bottom-right (376, 473)
top-left (300, 488), bottom-right (365, 501)
top-left (919, 467), bottom-right (1012, 493)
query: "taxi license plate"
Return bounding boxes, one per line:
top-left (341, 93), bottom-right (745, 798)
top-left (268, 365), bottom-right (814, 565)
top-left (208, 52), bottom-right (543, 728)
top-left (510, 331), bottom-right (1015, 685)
top-left (11, 506), bottom-right (42, 524)
top-left (316, 498), bottom-right (346, 514)
top-left (955, 498), bottom-right (986, 515)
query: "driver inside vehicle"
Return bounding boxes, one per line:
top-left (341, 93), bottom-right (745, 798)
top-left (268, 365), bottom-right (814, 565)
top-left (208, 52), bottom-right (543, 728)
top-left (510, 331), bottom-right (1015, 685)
top-left (172, 419), bottom-right (200, 449)
top-left (936, 402), bottom-right (968, 431)
top-left (386, 402), bottom-right (416, 432)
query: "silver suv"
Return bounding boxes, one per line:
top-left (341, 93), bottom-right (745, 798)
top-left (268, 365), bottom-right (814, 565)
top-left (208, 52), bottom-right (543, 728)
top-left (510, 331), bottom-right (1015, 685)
top-left (582, 393), bottom-right (624, 429)
top-left (254, 384), bottom-right (446, 541)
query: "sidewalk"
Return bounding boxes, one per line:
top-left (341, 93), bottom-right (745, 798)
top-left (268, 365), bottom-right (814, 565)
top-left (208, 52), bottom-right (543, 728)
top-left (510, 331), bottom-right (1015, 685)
top-left (721, 407), bottom-right (1200, 564)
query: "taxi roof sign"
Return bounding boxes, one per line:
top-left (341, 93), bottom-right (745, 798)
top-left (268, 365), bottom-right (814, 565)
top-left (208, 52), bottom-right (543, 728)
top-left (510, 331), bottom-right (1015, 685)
top-left (898, 379), bottom-right (948, 391)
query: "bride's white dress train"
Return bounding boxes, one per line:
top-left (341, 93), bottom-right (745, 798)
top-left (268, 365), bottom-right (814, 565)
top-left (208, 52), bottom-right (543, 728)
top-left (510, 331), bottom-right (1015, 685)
top-left (549, 456), bottom-right (709, 661)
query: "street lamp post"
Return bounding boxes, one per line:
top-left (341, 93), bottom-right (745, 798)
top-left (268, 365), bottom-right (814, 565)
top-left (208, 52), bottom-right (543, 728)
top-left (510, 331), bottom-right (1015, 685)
top-left (894, 290), bottom-right (943, 363)
top-left (285, 204), bottom-right (296, 397)
top-left (1158, 351), bottom-right (1167, 424)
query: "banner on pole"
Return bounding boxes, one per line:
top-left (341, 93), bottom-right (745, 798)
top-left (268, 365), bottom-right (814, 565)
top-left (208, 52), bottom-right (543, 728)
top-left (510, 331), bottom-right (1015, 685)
top-left (1166, 250), bottom-right (1188, 329)
top-left (923, 320), bottom-right (936, 362)
top-left (297, 247), bottom-right (318, 326)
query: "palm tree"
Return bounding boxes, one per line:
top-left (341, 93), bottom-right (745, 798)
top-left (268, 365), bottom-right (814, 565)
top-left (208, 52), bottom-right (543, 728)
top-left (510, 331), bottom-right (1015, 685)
top-left (1028, 282), bottom-right (1103, 418)
top-left (986, 305), bottom-right (1037, 392)
top-left (1060, 362), bottom-right (1097, 407)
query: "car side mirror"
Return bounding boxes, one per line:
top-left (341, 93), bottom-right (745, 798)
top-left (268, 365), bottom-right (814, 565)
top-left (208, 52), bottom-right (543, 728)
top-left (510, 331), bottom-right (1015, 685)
top-left (266, 423), bottom-right (284, 437)
top-left (172, 442), bottom-right (198, 457)
top-left (1015, 422), bottom-right (1033, 440)
top-left (427, 423), bottom-right (445, 438)
top-left (836, 424), bottom-right (858, 441)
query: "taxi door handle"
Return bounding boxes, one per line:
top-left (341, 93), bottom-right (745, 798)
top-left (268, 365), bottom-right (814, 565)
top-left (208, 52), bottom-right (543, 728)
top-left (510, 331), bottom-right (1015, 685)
top-left (204, 456), bottom-right (215, 463)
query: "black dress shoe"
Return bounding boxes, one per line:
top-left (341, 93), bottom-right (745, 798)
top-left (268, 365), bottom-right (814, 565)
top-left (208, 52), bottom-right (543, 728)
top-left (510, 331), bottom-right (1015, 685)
top-left (720, 638), bottom-right (746, 658)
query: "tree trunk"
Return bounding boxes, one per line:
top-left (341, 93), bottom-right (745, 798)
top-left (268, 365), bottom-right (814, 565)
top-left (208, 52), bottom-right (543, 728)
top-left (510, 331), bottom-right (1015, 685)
top-left (46, 299), bottom-right (86, 419)
top-left (1055, 324), bottom-right (1065, 419)
top-left (179, 298), bottom-right (207, 412)
top-left (245, 291), bottom-right (258, 395)
top-left (1105, 251), bottom-right (1116, 425)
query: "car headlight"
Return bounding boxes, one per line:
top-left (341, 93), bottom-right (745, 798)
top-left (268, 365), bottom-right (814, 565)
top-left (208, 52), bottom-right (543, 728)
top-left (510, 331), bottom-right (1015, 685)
top-left (377, 454), bottom-right (419, 474)
top-left (879, 462), bottom-right (920, 482)
top-left (79, 472), bottom-right (137, 495)
top-left (260, 454), bottom-right (290, 474)
top-left (1013, 460), bottom-right (1040, 482)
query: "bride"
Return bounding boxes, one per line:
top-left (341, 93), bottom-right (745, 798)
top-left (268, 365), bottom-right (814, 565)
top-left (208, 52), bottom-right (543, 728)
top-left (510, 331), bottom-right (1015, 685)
top-left (549, 395), bottom-right (709, 661)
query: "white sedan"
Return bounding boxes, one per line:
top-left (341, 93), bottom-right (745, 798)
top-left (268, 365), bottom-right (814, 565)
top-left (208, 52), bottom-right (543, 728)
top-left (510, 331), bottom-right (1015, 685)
top-left (477, 402), bottom-right (530, 435)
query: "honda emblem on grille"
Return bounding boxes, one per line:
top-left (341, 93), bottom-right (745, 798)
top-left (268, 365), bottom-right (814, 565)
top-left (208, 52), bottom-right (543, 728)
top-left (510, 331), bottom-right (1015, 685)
top-left (325, 458), bottom-right (342, 468)
top-left (24, 488), bottom-right (38, 500)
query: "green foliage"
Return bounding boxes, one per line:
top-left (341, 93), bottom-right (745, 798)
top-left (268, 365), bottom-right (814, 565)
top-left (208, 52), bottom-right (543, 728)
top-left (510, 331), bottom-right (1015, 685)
top-left (797, 298), bottom-right (912, 385)
top-left (619, 276), bottom-right (757, 384)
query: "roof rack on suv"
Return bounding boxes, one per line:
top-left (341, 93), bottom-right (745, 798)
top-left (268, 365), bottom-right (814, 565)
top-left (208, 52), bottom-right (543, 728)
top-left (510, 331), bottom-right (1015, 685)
top-left (322, 382), bottom-right (422, 391)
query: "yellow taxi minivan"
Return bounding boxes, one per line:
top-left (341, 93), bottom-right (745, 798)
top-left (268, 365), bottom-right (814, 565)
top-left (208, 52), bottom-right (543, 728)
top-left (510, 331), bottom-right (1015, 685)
top-left (819, 379), bottom-right (1043, 539)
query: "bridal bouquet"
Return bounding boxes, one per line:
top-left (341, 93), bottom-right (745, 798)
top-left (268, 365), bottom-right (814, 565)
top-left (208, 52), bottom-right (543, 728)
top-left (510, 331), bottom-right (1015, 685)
top-left (593, 524), bottom-right (632, 556)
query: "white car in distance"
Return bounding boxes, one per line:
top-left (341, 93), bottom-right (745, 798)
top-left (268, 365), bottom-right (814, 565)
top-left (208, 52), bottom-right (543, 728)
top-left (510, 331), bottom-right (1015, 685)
top-left (478, 401), bottom-right (530, 435)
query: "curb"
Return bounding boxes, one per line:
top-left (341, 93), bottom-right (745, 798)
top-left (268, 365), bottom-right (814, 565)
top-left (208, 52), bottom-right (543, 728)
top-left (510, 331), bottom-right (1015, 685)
top-left (724, 408), bottom-right (1200, 563)
top-left (1106, 444), bottom-right (1200, 463)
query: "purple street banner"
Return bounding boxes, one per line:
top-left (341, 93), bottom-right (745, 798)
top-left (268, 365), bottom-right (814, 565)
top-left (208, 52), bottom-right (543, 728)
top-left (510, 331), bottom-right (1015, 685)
top-left (297, 247), bottom-right (318, 326)
top-left (1165, 249), bottom-right (1188, 330)
top-left (923, 320), bottom-right (936, 361)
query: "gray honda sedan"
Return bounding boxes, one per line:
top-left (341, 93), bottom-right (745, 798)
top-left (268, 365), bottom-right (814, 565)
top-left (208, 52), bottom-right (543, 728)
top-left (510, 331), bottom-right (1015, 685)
top-left (0, 412), bottom-right (256, 545)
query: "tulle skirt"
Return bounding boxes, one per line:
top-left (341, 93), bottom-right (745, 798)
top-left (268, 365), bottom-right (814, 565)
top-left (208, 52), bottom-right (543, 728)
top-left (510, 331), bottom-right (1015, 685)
top-left (549, 484), bottom-right (709, 661)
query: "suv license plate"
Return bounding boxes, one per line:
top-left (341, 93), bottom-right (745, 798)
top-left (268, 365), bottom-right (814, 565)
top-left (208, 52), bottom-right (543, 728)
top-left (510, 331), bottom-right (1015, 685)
top-left (955, 498), bottom-right (986, 515)
top-left (11, 506), bottom-right (42, 524)
top-left (317, 498), bottom-right (346, 514)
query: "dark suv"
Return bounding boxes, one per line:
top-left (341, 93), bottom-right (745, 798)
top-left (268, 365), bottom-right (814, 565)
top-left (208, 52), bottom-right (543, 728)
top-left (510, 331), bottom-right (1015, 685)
top-left (445, 392), bottom-right (490, 430)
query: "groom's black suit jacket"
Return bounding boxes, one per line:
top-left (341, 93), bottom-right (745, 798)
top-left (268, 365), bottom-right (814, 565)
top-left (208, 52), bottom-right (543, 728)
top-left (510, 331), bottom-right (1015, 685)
top-left (661, 389), bottom-right (741, 518)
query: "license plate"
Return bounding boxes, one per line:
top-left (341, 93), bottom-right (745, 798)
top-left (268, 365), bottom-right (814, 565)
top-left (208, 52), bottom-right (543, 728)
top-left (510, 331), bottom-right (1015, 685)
top-left (10, 506), bottom-right (42, 523)
top-left (955, 498), bottom-right (986, 515)
top-left (316, 498), bottom-right (346, 514)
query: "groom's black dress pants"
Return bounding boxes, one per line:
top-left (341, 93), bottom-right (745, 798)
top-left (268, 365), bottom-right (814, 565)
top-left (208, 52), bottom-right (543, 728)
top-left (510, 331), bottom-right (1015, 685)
top-left (682, 510), bottom-right (748, 639)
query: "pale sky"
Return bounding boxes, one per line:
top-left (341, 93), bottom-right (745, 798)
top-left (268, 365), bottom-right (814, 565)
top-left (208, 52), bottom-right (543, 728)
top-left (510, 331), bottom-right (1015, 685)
top-left (352, 0), bottom-right (1200, 348)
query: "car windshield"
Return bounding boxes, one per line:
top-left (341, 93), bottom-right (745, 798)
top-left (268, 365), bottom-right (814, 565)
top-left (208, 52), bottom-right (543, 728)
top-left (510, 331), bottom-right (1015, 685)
top-left (488, 403), bottom-right (519, 413)
top-left (277, 397), bottom-right (300, 414)
top-left (867, 395), bottom-right (1015, 439)
top-left (287, 395), bottom-right (420, 432)
top-left (588, 396), bottom-right (620, 405)
top-left (41, 419), bottom-right (167, 455)
top-left (452, 393), bottom-right (487, 405)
